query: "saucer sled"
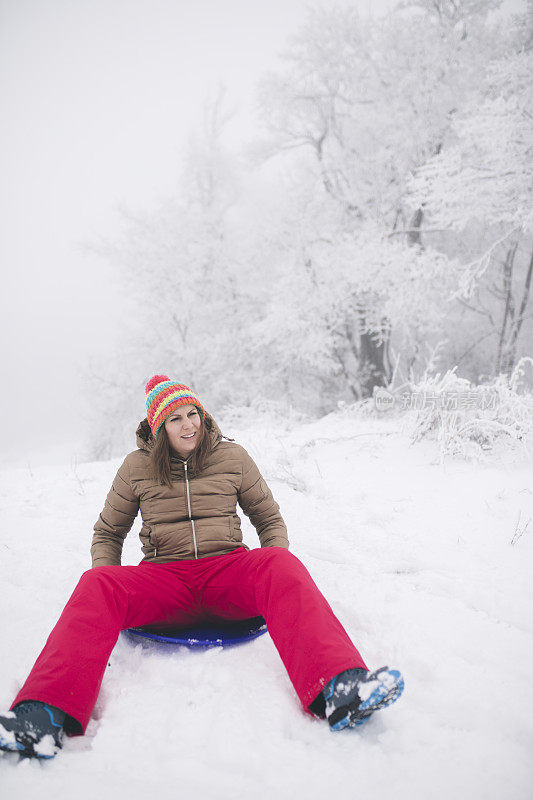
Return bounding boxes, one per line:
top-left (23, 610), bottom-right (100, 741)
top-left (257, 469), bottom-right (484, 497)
top-left (123, 615), bottom-right (267, 648)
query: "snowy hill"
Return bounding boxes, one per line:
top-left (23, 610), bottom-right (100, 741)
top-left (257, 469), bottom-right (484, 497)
top-left (1, 412), bottom-right (532, 799)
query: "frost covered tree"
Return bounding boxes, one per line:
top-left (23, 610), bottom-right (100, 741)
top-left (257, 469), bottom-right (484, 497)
top-left (408, 47), bottom-right (533, 376)
top-left (253, 1), bottom-right (507, 394)
top-left (250, 215), bottom-right (460, 403)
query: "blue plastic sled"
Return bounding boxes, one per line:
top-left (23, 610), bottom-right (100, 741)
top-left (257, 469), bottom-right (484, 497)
top-left (123, 615), bottom-right (267, 648)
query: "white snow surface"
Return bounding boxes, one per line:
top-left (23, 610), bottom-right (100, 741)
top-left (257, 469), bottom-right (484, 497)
top-left (1, 411), bottom-right (532, 799)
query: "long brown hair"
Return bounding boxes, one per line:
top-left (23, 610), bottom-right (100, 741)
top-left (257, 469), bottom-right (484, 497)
top-left (149, 417), bottom-right (212, 487)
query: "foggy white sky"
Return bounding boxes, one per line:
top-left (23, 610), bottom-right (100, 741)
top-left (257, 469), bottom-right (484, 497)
top-left (0, 0), bottom-right (525, 464)
top-left (0, 0), bottom-right (392, 462)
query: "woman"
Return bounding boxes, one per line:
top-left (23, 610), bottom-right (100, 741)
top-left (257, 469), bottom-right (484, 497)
top-left (0, 375), bottom-right (404, 758)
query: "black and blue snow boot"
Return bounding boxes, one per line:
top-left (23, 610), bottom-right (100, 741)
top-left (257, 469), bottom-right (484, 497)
top-left (324, 666), bottom-right (404, 731)
top-left (0, 701), bottom-right (65, 758)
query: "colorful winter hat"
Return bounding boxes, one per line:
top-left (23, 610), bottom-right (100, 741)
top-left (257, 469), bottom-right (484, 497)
top-left (145, 375), bottom-right (206, 439)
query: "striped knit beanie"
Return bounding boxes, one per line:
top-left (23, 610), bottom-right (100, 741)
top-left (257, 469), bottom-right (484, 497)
top-left (145, 375), bottom-right (206, 439)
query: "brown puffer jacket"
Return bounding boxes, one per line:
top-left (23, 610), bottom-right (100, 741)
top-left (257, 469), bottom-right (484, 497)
top-left (91, 415), bottom-right (289, 567)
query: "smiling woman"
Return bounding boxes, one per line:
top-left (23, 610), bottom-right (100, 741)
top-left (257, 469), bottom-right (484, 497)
top-left (0, 372), bottom-right (404, 757)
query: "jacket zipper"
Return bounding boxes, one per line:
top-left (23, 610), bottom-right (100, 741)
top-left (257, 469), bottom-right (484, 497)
top-left (183, 460), bottom-right (198, 559)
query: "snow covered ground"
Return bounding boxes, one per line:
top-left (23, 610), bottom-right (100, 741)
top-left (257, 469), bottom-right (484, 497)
top-left (1, 410), bottom-right (532, 799)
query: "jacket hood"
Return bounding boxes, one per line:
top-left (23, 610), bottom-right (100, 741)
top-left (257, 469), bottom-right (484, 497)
top-left (135, 412), bottom-right (223, 454)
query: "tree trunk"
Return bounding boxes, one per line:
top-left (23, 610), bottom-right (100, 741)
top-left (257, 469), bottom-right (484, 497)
top-left (358, 325), bottom-right (391, 397)
top-left (501, 245), bottom-right (533, 375)
top-left (332, 341), bottom-right (360, 401)
top-left (408, 208), bottom-right (424, 246)
top-left (495, 241), bottom-right (518, 374)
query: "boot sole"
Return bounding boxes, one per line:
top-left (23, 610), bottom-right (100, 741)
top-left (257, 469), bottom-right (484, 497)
top-left (329, 669), bottom-right (404, 731)
top-left (0, 724), bottom-right (56, 759)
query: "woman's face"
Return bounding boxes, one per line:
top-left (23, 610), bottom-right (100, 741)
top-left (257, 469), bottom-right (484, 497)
top-left (164, 404), bottom-right (203, 457)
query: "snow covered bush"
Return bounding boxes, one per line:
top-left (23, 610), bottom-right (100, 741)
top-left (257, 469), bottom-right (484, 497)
top-left (404, 358), bottom-right (533, 460)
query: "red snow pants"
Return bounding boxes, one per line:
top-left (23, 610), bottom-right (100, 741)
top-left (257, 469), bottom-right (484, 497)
top-left (11, 547), bottom-right (367, 733)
